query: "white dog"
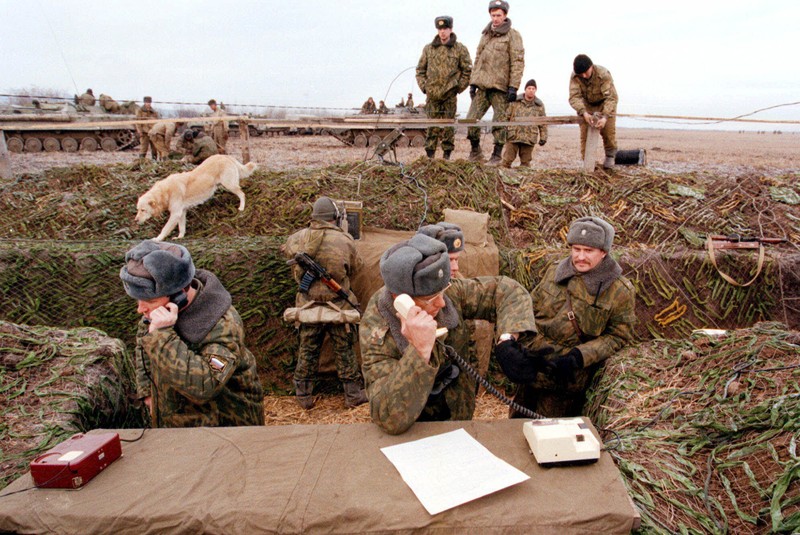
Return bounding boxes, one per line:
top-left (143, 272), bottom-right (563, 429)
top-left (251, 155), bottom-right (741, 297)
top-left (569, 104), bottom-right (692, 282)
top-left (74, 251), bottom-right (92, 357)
top-left (135, 154), bottom-right (257, 241)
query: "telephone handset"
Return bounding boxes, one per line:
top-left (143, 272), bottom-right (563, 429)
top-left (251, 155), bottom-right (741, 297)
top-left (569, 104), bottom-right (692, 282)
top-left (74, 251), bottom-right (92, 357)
top-left (393, 294), bottom-right (448, 338)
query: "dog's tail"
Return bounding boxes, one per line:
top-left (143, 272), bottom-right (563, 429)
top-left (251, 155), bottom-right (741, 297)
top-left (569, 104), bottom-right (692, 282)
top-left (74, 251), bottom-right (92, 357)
top-left (235, 160), bottom-right (258, 179)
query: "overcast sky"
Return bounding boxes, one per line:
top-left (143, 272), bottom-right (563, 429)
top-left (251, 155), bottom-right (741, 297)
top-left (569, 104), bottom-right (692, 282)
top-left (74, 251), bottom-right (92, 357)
top-left (3, 0), bottom-right (798, 131)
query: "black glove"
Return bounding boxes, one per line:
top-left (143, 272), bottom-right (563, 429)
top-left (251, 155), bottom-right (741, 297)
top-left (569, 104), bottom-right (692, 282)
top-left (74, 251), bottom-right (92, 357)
top-left (551, 348), bottom-right (584, 386)
top-left (495, 339), bottom-right (554, 383)
top-left (469, 85), bottom-right (477, 99)
top-left (538, 139), bottom-right (547, 146)
top-left (507, 87), bottom-right (517, 102)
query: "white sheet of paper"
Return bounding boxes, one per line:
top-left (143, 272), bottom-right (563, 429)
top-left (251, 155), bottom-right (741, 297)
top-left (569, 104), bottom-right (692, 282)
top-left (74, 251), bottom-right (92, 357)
top-left (380, 428), bottom-right (530, 515)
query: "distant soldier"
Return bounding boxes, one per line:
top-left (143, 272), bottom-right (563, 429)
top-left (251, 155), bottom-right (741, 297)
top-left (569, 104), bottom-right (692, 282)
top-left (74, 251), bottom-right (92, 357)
top-left (135, 96), bottom-right (159, 160)
top-left (378, 100), bottom-right (389, 114)
top-left (207, 99), bottom-right (229, 155)
top-left (569, 54), bottom-right (619, 169)
top-left (361, 97), bottom-right (376, 114)
top-left (282, 196), bottom-right (367, 410)
top-left (466, 0), bottom-right (525, 164)
top-left (78, 89), bottom-right (95, 106)
top-left (416, 15), bottom-right (472, 160)
top-left (120, 240), bottom-right (264, 428)
top-left (496, 217), bottom-right (636, 417)
top-left (501, 79), bottom-right (547, 168)
top-left (405, 93), bottom-right (415, 108)
top-left (150, 120), bottom-right (183, 160)
top-left (396, 96), bottom-right (406, 107)
top-left (99, 93), bottom-right (120, 113)
top-left (181, 129), bottom-right (218, 165)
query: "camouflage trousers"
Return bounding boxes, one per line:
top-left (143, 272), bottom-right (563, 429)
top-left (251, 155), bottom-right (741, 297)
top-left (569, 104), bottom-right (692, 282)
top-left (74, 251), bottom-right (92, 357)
top-left (294, 323), bottom-right (361, 383)
top-left (150, 134), bottom-right (171, 160)
top-left (466, 88), bottom-right (508, 145)
top-left (509, 361), bottom-right (603, 418)
top-left (501, 142), bottom-right (534, 167)
top-left (424, 94), bottom-right (457, 152)
top-left (138, 133), bottom-right (157, 158)
top-left (211, 129), bottom-right (228, 155)
top-left (579, 103), bottom-right (617, 158)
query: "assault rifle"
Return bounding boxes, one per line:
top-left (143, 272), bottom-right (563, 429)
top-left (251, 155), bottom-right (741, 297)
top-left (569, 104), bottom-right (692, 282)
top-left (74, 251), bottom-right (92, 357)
top-left (703, 234), bottom-right (787, 250)
top-left (287, 252), bottom-right (361, 312)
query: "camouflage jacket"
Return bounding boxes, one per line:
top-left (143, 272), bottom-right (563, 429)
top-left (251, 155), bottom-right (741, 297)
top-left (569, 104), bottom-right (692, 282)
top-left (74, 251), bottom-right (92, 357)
top-left (149, 120), bottom-right (176, 139)
top-left (134, 270), bottom-right (264, 428)
top-left (528, 257), bottom-right (635, 369)
top-left (79, 92), bottom-right (95, 106)
top-left (283, 220), bottom-right (362, 308)
top-left (360, 276), bottom-right (537, 435)
top-left (470, 19), bottom-right (524, 92)
top-left (507, 96), bottom-right (548, 145)
top-left (188, 135), bottom-right (218, 164)
top-left (99, 94), bottom-right (119, 113)
top-left (416, 33), bottom-right (473, 101)
top-left (135, 105), bottom-right (159, 134)
top-left (361, 100), bottom-right (376, 114)
top-left (568, 64), bottom-right (618, 117)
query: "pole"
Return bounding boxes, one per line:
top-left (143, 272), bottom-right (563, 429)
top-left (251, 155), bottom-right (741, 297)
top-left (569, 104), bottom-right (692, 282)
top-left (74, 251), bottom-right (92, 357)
top-left (0, 130), bottom-right (11, 180)
top-left (239, 120), bottom-right (251, 164)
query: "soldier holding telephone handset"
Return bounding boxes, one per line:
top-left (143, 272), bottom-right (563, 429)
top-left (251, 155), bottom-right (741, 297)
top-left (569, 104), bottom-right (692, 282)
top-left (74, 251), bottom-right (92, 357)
top-left (359, 233), bottom-right (541, 435)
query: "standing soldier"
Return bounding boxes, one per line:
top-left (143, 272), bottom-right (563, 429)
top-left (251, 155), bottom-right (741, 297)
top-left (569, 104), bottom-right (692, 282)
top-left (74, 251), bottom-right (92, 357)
top-left (120, 240), bottom-right (265, 428)
top-left (416, 15), bottom-right (472, 160)
top-left (495, 217), bottom-right (636, 417)
top-left (501, 79), bottom-right (547, 168)
top-left (207, 99), bottom-right (229, 155)
top-left (282, 196), bottom-right (367, 410)
top-left (466, 0), bottom-right (525, 164)
top-left (569, 54), bottom-right (619, 169)
top-left (149, 120), bottom-right (182, 160)
top-left (136, 96), bottom-right (159, 160)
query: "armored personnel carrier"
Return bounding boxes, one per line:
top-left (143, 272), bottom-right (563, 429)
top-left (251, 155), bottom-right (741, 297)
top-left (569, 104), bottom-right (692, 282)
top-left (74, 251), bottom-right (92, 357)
top-left (0, 100), bottom-right (139, 153)
top-left (325, 106), bottom-right (429, 148)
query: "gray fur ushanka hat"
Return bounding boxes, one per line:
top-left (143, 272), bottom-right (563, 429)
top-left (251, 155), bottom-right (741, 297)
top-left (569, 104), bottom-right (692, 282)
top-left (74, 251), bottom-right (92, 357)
top-left (566, 216), bottom-right (615, 253)
top-left (120, 240), bottom-right (196, 300)
top-left (380, 234), bottom-right (451, 297)
top-left (417, 222), bottom-right (465, 253)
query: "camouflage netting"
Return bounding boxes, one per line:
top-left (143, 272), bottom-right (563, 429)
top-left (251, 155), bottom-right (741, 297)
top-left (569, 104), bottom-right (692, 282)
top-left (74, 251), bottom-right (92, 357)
top-left (585, 322), bottom-right (800, 534)
top-left (0, 321), bottom-right (143, 489)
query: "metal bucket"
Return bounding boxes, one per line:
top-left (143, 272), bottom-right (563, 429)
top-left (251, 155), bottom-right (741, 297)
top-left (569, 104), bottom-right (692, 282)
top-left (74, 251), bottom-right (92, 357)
top-left (615, 149), bottom-right (647, 166)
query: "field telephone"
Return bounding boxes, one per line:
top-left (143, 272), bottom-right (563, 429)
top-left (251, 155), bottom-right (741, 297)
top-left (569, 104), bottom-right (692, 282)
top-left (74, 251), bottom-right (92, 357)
top-left (393, 293), bottom-right (601, 466)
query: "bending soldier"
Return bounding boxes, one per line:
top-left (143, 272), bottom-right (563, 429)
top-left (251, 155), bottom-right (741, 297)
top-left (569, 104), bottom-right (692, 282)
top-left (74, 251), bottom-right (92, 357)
top-left (181, 129), bottom-right (218, 165)
top-left (120, 240), bottom-right (265, 428)
top-left (569, 54), bottom-right (619, 169)
top-left (149, 120), bottom-right (182, 160)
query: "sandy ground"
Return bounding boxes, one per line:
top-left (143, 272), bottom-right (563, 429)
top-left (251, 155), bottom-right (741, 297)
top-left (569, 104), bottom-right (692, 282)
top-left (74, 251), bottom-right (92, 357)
top-left (6, 127), bottom-right (800, 178)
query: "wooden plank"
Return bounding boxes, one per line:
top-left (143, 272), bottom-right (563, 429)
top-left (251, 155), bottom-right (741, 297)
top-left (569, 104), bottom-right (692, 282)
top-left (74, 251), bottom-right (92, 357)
top-left (584, 126), bottom-right (600, 172)
top-left (0, 131), bottom-right (10, 180)
top-left (239, 120), bottom-right (251, 164)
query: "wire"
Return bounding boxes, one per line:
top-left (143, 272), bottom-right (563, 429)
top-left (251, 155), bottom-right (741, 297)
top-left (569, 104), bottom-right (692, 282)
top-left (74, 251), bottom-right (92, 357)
top-left (36, 0), bottom-right (78, 96)
top-left (120, 428), bottom-right (147, 442)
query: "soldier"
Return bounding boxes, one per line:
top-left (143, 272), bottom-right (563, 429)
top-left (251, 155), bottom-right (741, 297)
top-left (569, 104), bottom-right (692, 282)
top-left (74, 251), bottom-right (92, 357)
top-left (283, 196), bottom-right (367, 409)
top-left (416, 15), bottom-right (473, 160)
top-left (99, 93), bottom-right (120, 113)
top-left (361, 97), bottom-right (376, 114)
top-left (359, 234), bottom-right (538, 435)
top-left (149, 120), bottom-right (182, 160)
top-left (120, 240), bottom-right (265, 428)
top-left (181, 129), bottom-right (218, 165)
top-left (378, 100), bottom-right (389, 114)
top-left (207, 99), bottom-right (229, 155)
top-left (501, 79), bottom-right (547, 168)
top-left (78, 89), bottom-right (95, 107)
top-left (495, 217), bottom-right (636, 417)
top-left (405, 93), bottom-right (415, 108)
top-left (569, 54), bottom-right (619, 169)
top-left (135, 96), bottom-right (159, 160)
top-left (466, 0), bottom-right (525, 164)
top-left (416, 222), bottom-right (464, 276)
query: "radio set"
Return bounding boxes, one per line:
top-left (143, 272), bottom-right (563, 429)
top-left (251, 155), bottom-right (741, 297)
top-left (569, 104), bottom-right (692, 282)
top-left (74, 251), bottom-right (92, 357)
top-left (30, 432), bottom-right (122, 489)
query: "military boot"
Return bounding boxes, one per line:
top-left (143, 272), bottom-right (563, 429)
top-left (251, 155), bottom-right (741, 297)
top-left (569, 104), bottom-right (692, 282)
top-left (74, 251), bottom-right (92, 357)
top-left (425, 148), bottom-right (435, 159)
top-left (488, 143), bottom-right (504, 165)
top-left (342, 381), bottom-right (368, 408)
top-left (443, 150), bottom-right (452, 160)
top-left (468, 139), bottom-right (482, 162)
top-left (603, 150), bottom-right (617, 169)
top-left (293, 379), bottom-right (315, 410)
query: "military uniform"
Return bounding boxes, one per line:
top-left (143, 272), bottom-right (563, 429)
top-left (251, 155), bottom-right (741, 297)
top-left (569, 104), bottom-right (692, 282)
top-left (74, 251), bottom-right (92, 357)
top-left (515, 257), bottom-right (635, 416)
top-left (99, 94), bottom-right (120, 113)
top-left (210, 107), bottom-right (229, 155)
top-left (466, 18), bottom-right (524, 146)
top-left (416, 33), bottom-right (472, 154)
top-left (361, 98), bottom-right (376, 114)
top-left (568, 65), bottom-right (618, 160)
top-left (284, 219), bottom-right (364, 396)
top-left (186, 134), bottom-right (218, 165)
top-left (360, 276), bottom-right (536, 435)
top-left (501, 96), bottom-right (547, 167)
top-left (78, 91), bottom-right (95, 107)
top-left (136, 105), bottom-right (160, 158)
top-left (149, 120), bottom-right (177, 160)
top-left (134, 270), bottom-right (265, 428)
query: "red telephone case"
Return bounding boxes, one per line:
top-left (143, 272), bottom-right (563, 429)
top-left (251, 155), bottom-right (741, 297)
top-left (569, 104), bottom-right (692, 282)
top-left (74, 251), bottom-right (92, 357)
top-left (30, 432), bottom-right (122, 489)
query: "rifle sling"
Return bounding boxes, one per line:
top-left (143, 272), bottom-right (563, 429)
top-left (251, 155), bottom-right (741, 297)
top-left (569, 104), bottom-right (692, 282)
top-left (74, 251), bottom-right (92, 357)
top-left (706, 236), bottom-right (765, 287)
top-left (564, 291), bottom-right (592, 344)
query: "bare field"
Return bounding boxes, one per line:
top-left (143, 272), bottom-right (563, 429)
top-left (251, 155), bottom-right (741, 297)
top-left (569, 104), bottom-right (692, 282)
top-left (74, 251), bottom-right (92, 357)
top-left (7, 127), bottom-right (800, 177)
